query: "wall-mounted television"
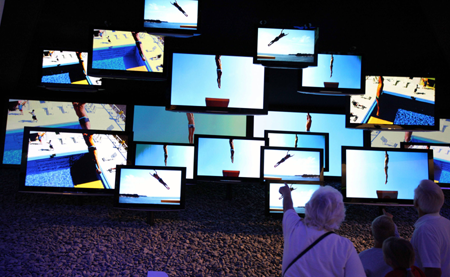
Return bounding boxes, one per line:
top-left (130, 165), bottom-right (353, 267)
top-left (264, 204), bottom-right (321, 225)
top-left (3, 98), bottom-right (127, 166)
top-left (114, 165), bottom-right (186, 210)
top-left (255, 27), bottom-right (318, 69)
top-left (347, 76), bottom-right (437, 130)
top-left (261, 146), bottom-right (323, 182)
top-left (342, 146), bottom-right (434, 205)
top-left (194, 135), bottom-right (267, 182)
top-left (19, 127), bottom-right (132, 195)
top-left (167, 52), bottom-right (267, 115)
top-left (87, 28), bottom-right (165, 80)
top-left (134, 142), bottom-right (194, 180)
top-left (40, 49), bottom-right (102, 92)
top-left (298, 53), bottom-right (364, 95)
top-left (265, 130), bottom-right (329, 172)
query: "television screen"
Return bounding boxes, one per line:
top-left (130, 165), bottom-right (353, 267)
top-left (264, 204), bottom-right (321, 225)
top-left (194, 135), bottom-right (267, 181)
top-left (266, 182), bottom-right (320, 215)
top-left (401, 142), bottom-right (450, 188)
top-left (133, 106), bottom-right (247, 143)
top-left (114, 165), bottom-right (185, 210)
top-left (20, 127), bottom-right (132, 194)
top-left (255, 27), bottom-right (317, 69)
top-left (134, 142), bottom-right (194, 180)
top-left (299, 53), bottom-right (364, 95)
top-left (347, 76), bottom-right (436, 130)
top-left (3, 99), bottom-right (127, 165)
top-left (40, 49), bottom-right (102, 91)
top-left (265, 130), bottom-right (329, 171)
top-left (261, 146), bottom-right (323, 182)
top-left (88, 29), bottom-right (165, 80)
top-left (168, 53), bottom-right (267, 114)
top-left (342, 146), bottom-right (433, 205)
top-left (253, 111), bottom-right (364, 178)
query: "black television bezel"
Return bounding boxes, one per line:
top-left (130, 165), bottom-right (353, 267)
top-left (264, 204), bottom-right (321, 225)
top-left (254, 26), bottom-right (319, 70)
top-left (297, 52), bottom-right (365, 96)
top-left (134, 141), bottom-right (195, 181)
top-left (87, 27), bottom-right (167, 81)
top-left (341, 146), bottom-right (434, 206)
top-left (113, 165), bottom-right (186, 211)
top-left (19, 126), bottom-right (134, 196)
top-left (346, 74), bottom-right (438, 131)
top-left (165, 50), bottom-right (269, 115)
top-left (193, 134), bottom-right (268, 182)
top-left (264, 130), bottom-right (330, 172)
top-left (400, 141), bottom-right (450, 189)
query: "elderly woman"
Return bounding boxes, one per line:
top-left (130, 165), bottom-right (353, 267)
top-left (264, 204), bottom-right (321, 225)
top-left (279, 184), bottom-right (364, 276)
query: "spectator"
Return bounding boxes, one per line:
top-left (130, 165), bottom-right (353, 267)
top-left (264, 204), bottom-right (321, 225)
top-left (383, 237), bottom-right (425, 277)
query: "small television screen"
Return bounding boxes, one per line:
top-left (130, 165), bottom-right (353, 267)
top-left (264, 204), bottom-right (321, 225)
top-left (143, 0), bottom-right (200, 36)
top-left (266, 182), bottom-right (321, 216)
top-left (3, 99), bottom-right (127, 166)
top-left (253, 111), bottom-right (364, 178)
top-left (401, 142), bottom-right (450, 188)
top-left (134, 142), bottom-right (194, 180)
top-left (19, 127), bottom-right (132, 194)
top-left (167, 52), bottom-right (267, 115)
top-left (255, 27), bottom-right (317, 69)
top-left (88, 28), bottom-right (165, 80)
top-left (114, 165), bottom-right (186, 210)
top-left (342, 146), bottom-right (434, 205)
top-left (265, 130), bottom-right (329, 172)
top-left (40, 49), bottom-right (102, 92)
top-left (133, 106), bottom-right (247, 143)
top-left (347, 76), bottom-right (436, 130)
top-left (194, 135), bottom-right (267, 182)
top-left (261, 146), bottom-right (323, 182)
top-left (298, 53), bottom-right (364, 95)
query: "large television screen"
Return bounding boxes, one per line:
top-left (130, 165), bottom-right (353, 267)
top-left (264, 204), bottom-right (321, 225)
top-left (347, 76), bottom-right (436, 130)
top-left (3, 99), bottom-right (127, 165)
top-left (88, 28), bottom-right (165, 80)
top-left (194, 135), bottom-right (267, 182)
top-left (299, 53), bottom-right (364, 95)
top-left (19, 127), bottom-right (132, 194)
top-left (342, 146), bottom-right (434, 205)
top-left (134, 142), bottom-right (194, 180)
top-left (266, 182), bottom-right (320, 216)
top-left (168, 52), bottom-right (267, 114)
top-left (114, 165), bottom-right (186, 210)
top-left (253, 111), bottom-right (364, 178)
top-left (133, 106), bottom-right (247, 143)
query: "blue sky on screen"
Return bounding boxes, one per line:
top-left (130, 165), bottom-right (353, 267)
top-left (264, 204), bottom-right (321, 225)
top-left (263, 149), bottom-right (321, 176)
top-left (257, 28), bottom-right (315, 55)
top-left (119, 168), bottom-right (182, 197)
top-left (144, 0), bottom-right (198, 23)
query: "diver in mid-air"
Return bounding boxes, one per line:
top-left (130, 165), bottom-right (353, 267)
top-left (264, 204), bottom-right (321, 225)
top-left (171, 0), bottom-right (188, 17)
top-left (274, 151), bottom-right (294, 168)
top-left (151, 170), bottom-right (170, 190)
top-left (268, 29), bottom-right (288, 46)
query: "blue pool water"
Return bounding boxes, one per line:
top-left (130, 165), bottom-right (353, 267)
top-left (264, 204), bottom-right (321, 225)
top-left (92, 45), bottom-right (146, 70)
top-left (41, 73), bottom-right (71, 84)
top-left (92, 57), bottom-right (127, 70)
top-left (394, 109), bottom-right (434, 125)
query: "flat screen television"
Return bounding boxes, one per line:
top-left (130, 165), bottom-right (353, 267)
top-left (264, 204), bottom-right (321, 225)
top-left (40, 49), bottom-right (103, 92)
top-left (266, 181), bottom-right (321, 216)
top-left (134, 142), bottom-right (194, 180)
top-left (347, 75), bottom-right (437, 130)
top-left (167, 52), bottom-right (267, 115)
top-left (342, 146), bottom-right (434, 205)
top-left (19, 127), bottom-right (132, 195)
top-left (252, 110), bottom-right (364, 178)
top-left (3, 98), bottom-right (128, 166)
top-left (261, 146), bottom-right (323, 182)
top-left (255, 27), bottom-right (318, 69)
top-left (133, 105), bottom-right (248, 143)
top-left (194, 135), bottom-right (267, 182)
top-left (114, 165), bottom-right (186, 210)
top-left (265, 130), bottom-right (329, 172)
top-left (87, 28), bottom-right (165, 80)
top-left (143, 0), bottom-right (200, 37)
top-left (401, 142), bottom-right (450, 188)
top-left (298, 53), bottom-right (364, 95)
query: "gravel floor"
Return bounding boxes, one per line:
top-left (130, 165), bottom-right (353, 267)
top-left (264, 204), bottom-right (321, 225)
top-left (1, 167), bottom-right (449, 277)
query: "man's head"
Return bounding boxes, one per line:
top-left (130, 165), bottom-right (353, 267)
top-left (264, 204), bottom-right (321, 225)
top-left (414, 179), bottom-right (444, 215)
top-left (371, 215), bottom-right (396, 248)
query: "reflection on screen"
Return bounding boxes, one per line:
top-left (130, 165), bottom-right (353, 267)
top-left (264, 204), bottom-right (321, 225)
top-left (269, 183), bottom-right (320, 214)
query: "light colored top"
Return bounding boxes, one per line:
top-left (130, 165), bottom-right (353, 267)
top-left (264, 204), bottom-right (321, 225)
top-left (359, 247), bottom-right (392, 277)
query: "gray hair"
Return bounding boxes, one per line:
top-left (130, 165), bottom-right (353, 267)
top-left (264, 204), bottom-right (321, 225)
top-left (304, 185), bottom-right (346, 231)
top-left (414, 179), bottom-right (444, 214)
top-left (371, 215), bottom-right (396, 245)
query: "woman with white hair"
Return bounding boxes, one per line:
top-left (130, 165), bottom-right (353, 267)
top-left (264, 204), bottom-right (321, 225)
top-left (279, 184), bottom-right (364, 277)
